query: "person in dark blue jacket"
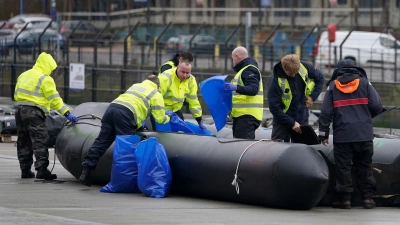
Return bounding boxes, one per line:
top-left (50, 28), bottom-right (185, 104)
top-left (224, 46), bottom-right (263, 139)
top-left (318, 59), bottom-right (383, 209)
top-left (268, 54), bottom-right (324, 142)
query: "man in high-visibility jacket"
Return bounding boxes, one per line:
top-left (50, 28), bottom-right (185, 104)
top-left (224, 46), bottom-right (263, 139)
top-left (79, 75), bottom-right (171, 187)
top-left (158, 61), bottom-right (206, 130)
top-left (14, 52), bottom-right (78, 180)
top-left (159, 51), bottom-right (193, 73)
top-left (267, 54), bottom-right (324, 142)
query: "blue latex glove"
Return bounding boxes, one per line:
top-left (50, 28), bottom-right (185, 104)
top-left (198, 121), bottom-right (207, 130)
top-left (165, 110), bottom-right (173, 117)
top-left (224, 83), bottom-right (237, 91)
top-left (142, 121), bottom-right (146, 127)
top-left (66, 113), bottom-right (78, 123)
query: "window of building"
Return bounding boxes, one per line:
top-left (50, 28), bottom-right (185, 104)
top-left (215, 0), bottom-right (225, 16)
top-left (215, 0), bottom-right (225, 7)
top-left (337, 0), bottom-right (347, 4)
top-left (274, 0), bottom-right (310, 17)
top-left (358, 0), bottom-right (379, 7)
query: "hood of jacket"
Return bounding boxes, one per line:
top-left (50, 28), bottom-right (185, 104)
top-left (326, 59), bottom-right (367, 86)
top-left (233, 57), bottom-right (258, 72)
top-left (32, 52), bottom-right (57, 76)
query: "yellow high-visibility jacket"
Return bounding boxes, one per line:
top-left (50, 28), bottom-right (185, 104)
top-left (159, 68), bottom-right (202, 118)
top-left (112, 80), bottom-right (170, 127)
top-left (158, 60), bottom-right (175, 74)
top-left (14, 52), bottom-right (69, 115)
top-left (231, 65), bottom-right (263, 121)
top-left (278, 63), bottom-right (315, 113)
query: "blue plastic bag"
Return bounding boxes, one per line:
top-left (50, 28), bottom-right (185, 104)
top-left (155, 112), bottom-right (193, 133)
top-left (100, 135), bottom-right (142, 193)
top-left (135, 137), bottom-right (172, 198)
top-left (199, 75), bottom-right (232, 131)
top-left (184, 121), bottom-right (213, 136)
top-left (156, 112), bottom-right (213, 135)
top-left (169, 114), bottom-right (194, 133)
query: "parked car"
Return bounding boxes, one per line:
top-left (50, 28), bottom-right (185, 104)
top-left (164, 34), bottom-right (236, 56)
top-left (165, 34), bottom-right (217, 55)
top-left (61, 20), bottom-right (113, 46)
top-left (7, 14), bottom-right (58, 31)
top-left (315, 30), bottom-right (400, 66)
top-left (0, 21), bottom-right (14, 29)
top-left (0, 28), bottom-right (67, 58)
top-left (0, 29), bottom-right (17, 40)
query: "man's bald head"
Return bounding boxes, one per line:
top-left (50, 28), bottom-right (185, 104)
top-left (231, 46), bottom-right (248, 66)
top-left (176, 61), bottom-right (192, 81)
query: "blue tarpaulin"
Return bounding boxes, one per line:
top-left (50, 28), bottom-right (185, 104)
top-left (155, 112), bottom-right (213, 135)
top-left (199, 75), bottom-right (232, 131)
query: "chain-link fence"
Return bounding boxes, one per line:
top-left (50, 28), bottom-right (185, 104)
top-left (1, 19), bottom-right (400, 130)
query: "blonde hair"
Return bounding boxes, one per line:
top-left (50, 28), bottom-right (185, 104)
top-left (281, 54), bottom-right (300, 75)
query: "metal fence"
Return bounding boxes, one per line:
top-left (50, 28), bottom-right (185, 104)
top-left (1, 21), bottom-right (400, 129)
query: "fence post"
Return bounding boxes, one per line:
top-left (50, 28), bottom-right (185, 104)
top-left (92, 67), bottom-right (97, 102)
top-left (262, 23), bottom-right (281, 73)
top-left (299, 23), bottom-right (318, 61)
top-left (339, 24), bottom-right (357, 61)
top-left (66, 21), bottom-right (82, 65)
top-left (224, 22), bottom-right (242, 72)
top-left (64, 65), bottom-right (69, 103)
top-left (188, 22), bottom-right (205, 57)
top-left (38, 21), bottom-right (53, 56)
top-left (13, 23), bottom-right (29, 64)
top-left (155, 21), bottom-right (172, 69)
top-left (123, 21), bottom-right (140, 68)
top-left (11, 64), bottom-right (16, 101)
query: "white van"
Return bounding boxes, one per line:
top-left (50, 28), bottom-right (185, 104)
top-left (315, 30), bottom-right (400, 66)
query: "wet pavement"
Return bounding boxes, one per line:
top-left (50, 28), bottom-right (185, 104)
top-left (1, 98), bottom-right (400, 224)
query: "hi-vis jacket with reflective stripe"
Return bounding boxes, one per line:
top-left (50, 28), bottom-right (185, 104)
top-left (159, 60), bottom-right (175, 73)
top-left (112, 79), bottom-right (170, 127)
top-left (159, 68), bottom-right (202, 118)
top-left (14, 52), bottom-right (69, 116)
top-left (159, 54), bottom-right (179, 73)
top-left (269, 61), bottom-right (324, 127)
top-left (231, 65), bottom-right (263, 121)
top-left (278, 63), bottom-right (315, 113)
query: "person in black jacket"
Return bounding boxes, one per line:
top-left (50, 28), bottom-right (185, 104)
top-left (318, 59), bottom-right (383, 209)
top-left (268, 54), bottom-right (325, 142)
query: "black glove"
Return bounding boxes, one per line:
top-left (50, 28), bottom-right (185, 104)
top-left (318, 135), bottom-right (328, 142)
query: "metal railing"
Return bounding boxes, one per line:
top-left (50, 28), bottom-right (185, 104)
top-left (57, 6), bottom-right (396, 28)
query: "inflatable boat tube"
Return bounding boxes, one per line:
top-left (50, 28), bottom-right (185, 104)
top-left (206, 125), bottom-right (400, 206)
top-left (55, 102), bottom-right (329, 210)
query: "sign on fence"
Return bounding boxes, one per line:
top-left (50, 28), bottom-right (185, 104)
top-left (69, 63), bottom-right (85, 90)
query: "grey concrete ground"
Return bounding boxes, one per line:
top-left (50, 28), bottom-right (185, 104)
top-left (1, 142), bottom-right (400, 225)
top-left (1, 98), bottom-right (400, 225)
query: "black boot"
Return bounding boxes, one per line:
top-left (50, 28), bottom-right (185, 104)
top-left (79, 167), bottom-right (92, 187)
top-left (36, 166), bottom-right (57, 180)
top-left (21, 169), bottom-right (35, 178)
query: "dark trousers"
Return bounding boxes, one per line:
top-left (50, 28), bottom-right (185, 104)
top-left (232, 115), bottom-right (261, 139)
top-left (271, 120), bottom-right (308, 142)
top-left (333, 141), bottom-right (376, 201)
top-left (15, 105), bottom-right (49, 170)
top-left (82, 104), bottom-right (137, 168)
